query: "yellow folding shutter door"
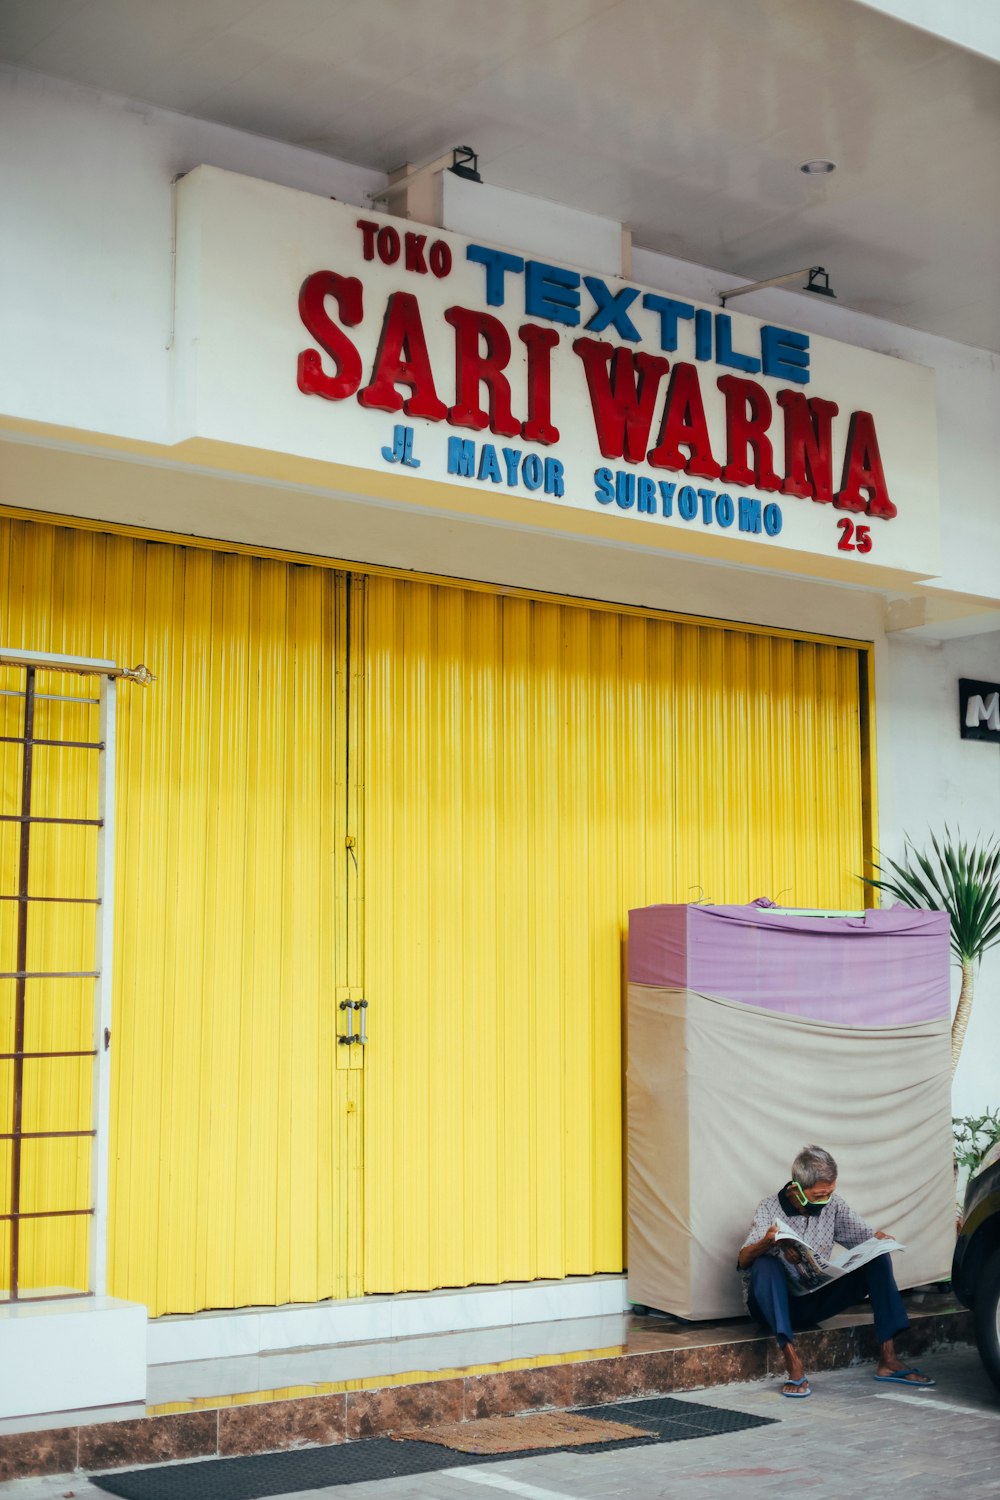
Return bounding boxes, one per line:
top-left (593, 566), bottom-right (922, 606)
top-left (0, 519), bottom-right (358, 1314)
top-left (362, 576), bottom-right (869, 1294)
top-left (1, 515), bottom-right (869, 1313)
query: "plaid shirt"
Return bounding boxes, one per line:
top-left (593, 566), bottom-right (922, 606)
top-left (739, 1186), bottom-right (874, 1305)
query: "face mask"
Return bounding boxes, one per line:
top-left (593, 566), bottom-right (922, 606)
top-left (792, 1180), bottom-right (832, 1207)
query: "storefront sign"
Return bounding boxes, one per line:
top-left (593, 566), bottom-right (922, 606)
top-left (960, 679), bottom-right (1000, 742)
top-left (174, 167), bottom-right (941, 579)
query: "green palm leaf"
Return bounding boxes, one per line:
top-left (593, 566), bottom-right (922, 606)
top-left (867, 831), bottom-right (1000, 963)
top-left (863, 831), bottom-right (1000, 1073)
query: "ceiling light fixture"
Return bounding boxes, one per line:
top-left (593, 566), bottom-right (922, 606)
top-left (719, 266), bottom-right (837, 307)
top-left (800, 159), bottom-right (837, 174)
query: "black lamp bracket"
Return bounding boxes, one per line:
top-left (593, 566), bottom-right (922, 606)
top-left (449, 146), bottom-right (482, 184)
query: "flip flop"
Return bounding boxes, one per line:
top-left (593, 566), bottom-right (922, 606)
top-left (781, 1376), bottom-right (811, 1398)
top-left (873, 1367), bottom-right (936, 1387)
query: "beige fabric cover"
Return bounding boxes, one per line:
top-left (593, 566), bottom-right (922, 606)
top-left (627, 984), bottom-right (955, 1320)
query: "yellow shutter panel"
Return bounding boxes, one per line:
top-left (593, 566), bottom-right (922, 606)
top-left (0, 519), bottom-right (357, 1313)
top-left (362, 577), bottom-right (869, 1293)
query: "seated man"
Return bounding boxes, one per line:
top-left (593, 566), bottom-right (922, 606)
top-left (738, 1144), bottom-right (935, 1398)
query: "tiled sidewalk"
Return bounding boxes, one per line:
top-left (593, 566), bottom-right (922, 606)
top-left (308, 1346), bottom-right (1000, 1500)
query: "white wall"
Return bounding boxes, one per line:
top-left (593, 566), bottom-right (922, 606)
top-left (880, 630), bottom-right (1000, 1117)
top-left (0, 64), bottom-right (381, 444)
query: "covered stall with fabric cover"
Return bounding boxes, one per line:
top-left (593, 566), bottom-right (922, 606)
top-left (626, 903), bottom-right (954, 1320)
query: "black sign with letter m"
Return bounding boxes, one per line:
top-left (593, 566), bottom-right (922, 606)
top-left (960, 678), bottom-right (1000, 743)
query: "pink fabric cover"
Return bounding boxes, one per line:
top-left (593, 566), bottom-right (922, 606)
top-left (627, 904), bottom-right (950, 1026)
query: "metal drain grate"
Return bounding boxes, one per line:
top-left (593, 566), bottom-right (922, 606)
top-left (92, 1397), bottom-right (776, 1500)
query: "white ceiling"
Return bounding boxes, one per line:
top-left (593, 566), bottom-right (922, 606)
top-left (2, 0), bottom-right (998, 350)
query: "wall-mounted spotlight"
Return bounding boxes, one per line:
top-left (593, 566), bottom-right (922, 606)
top-left (372, 146), bottom-right (482, 205)
top-left (719, 265), bottom-right (837, 307)
top-left (804, 266), bottom-right (835, 298)
top-left (449, 146), bottom-right (481, 184)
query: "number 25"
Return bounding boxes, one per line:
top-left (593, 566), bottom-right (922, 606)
top-left (837, 518), bottom-right (872, 554)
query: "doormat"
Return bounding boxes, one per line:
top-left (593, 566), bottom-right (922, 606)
top-left (92, 1397), bottom-right (776, 1500)
top-left (391, 1410), bottom-right (653, 1453)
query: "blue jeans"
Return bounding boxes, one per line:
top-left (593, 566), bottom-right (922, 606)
top-left (748, 1252), bottom-right (909, 1348)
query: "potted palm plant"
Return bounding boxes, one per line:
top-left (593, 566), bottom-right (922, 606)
top-left (865, 830), bottom-right (1000, 1075)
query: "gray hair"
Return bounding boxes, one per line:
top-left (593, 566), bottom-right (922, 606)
top-left (792, 1145), bottom-right (838, 1186)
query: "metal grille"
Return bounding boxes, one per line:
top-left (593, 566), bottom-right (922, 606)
top-left (0, 649), bottom-right (141, 1302)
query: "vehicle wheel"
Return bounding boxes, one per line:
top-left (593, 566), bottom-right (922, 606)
top-left (973, 1247), bottom-right (1000, 1394)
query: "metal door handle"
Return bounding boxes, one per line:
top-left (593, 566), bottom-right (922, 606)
top-left (358, 1000), bottom-right (368, 1046)
top-left (339, 998), bottom-right (354, 1045)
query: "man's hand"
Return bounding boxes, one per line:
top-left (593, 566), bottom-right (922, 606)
top-left (737, 1224), bottom-right (780, 1268)
top-left (874, 1229), bottom-right (892, 1240)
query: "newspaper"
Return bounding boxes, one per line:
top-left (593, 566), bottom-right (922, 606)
top-left (772, 1217), bottom-right (904, 1295)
